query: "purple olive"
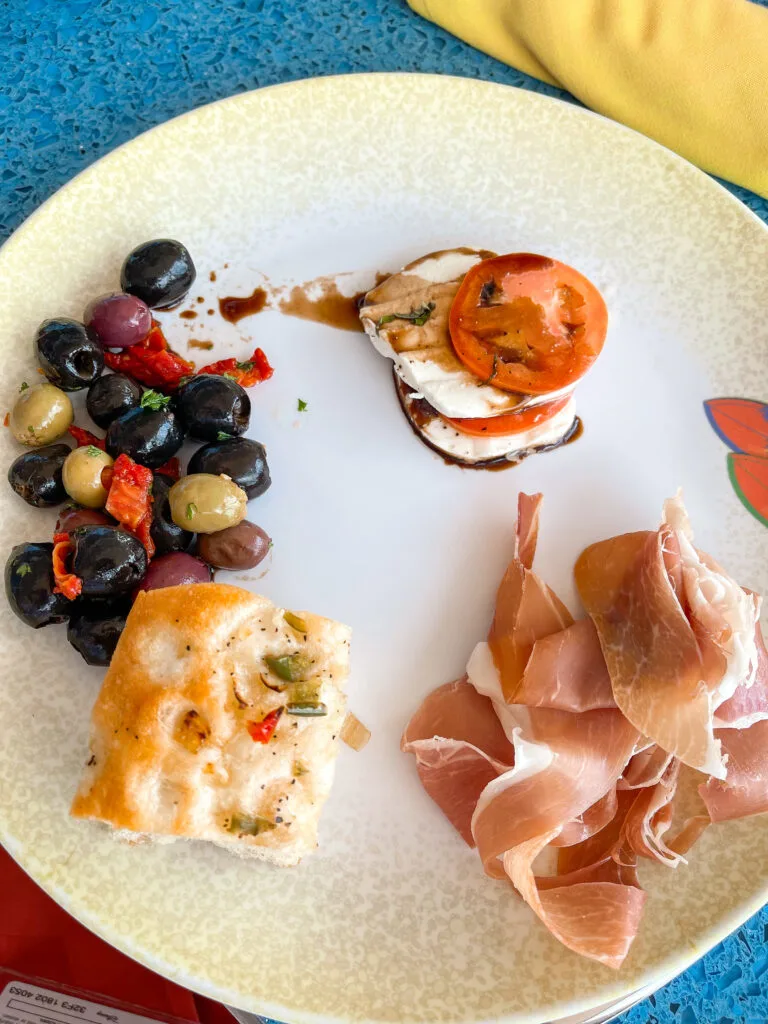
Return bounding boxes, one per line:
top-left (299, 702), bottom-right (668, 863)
top-left (84, 292), bottom-right (152, 349)
top-left (56, 506), bottom-right (114, 534)
top-left (136, 552), bottom-right (212, 594)
top-left (197, 520), bottom-right (271, 570)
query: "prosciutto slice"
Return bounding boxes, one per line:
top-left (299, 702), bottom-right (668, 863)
top-left (620, 759), bottom-right (683, 866)
top-left (468, 694), bottom-right (639, 963)
top-left (488, 493), bottom-right (573, 703)
top-left (468, 495), bottom-right (642, 964)
top-left (575, 497), bottom-right (760, 778)
top-left (553, 787), bottom-right (618, 849)
top-left (519, 618), bottom-right (616, 712)
top-left (700, 719), bottom-right (768, 823)
top-left (401, 678), bottom-right (514, 845)
top-left (468, 696), bottom-right (638, 877)
top-left (503, 832), bottom-right (646, 970)
top-left (619, 744), bottom-right (674, 790)
top-left (557, 790), bottom-right (639, 875)
top-left (714, 623), bottom-right (768, 730)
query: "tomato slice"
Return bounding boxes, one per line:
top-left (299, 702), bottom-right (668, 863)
top-left (443, 395), bottom-right (571, 437)
top-left (449, 253), bottom-right (608, 395)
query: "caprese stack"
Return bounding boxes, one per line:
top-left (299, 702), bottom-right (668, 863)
top-left (359, 248), bottom-right (607, 467)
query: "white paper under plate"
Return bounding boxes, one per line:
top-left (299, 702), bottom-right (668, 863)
top-left (1, 74), bottom-right (767, 1024)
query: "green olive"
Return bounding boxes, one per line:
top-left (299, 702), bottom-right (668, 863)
top-left (62, 446), bottom-right (114, 508)
top-left (10, 382), bottom-right (73, 447)
top-left (169, 473), bottom-right (247, 534)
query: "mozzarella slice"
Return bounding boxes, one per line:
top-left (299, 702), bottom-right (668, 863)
top-left (395, 374), bottom-right (578, 466)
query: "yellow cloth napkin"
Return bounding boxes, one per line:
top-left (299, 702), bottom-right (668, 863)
top-left (407, 0), bottom-right (768, 198)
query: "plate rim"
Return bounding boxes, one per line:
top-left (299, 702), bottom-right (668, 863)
top-left (1, 71), bottom-right (767, 1024)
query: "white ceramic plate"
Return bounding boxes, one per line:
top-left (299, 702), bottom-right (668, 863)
top-left (1, 74), bottom-right (768, 1024)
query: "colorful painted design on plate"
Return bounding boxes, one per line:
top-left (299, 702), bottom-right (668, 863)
top-left (728, 453), bottom-right (768, 528)
top-left (705, 399), bottom-right (768, 528)
top-left (704, 398), bottom-right (768, 456)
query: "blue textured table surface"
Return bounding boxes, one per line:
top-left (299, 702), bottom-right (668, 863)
top-left (2, 2), bottom-right (767, 1022)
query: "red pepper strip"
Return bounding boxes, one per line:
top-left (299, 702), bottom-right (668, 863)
top-left (3, 412), bottom-right (9, 428)
top-left (105, 453), bottom-right (155, 558)
top-left (133, 511), bottom-right (154, 557)
top-left (198, 346), bottom-right (274, 387)
top-left (68, 425), bottom-right (106, 450)
top-left (246, 707), bottom-right (284, 743)
top-left (52, 532), bottom-right (83, 600)
top-left (104, 324), bottom-right (195, 391)
top-left (247, 347), bottom-right (274, 385)
top-left (145, 321), bottom-right (167, 349)
top-left (155, 456), bottom-right (181, 480)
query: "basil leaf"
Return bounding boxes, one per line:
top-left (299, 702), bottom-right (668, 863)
top-left (376, 302), bottom-right (435, 329)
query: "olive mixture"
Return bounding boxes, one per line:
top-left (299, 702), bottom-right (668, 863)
top-left (5, 239), bottom-right (274, 667)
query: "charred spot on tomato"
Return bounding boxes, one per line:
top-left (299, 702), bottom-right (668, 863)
top-left (479, 279), bottom-right (499, 305)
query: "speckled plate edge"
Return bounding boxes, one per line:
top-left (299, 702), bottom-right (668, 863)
top-left (0, 73), bottom-right (767, 1024)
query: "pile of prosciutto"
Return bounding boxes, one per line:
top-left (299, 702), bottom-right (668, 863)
top-left (403, 492), bottom-right (768, 968)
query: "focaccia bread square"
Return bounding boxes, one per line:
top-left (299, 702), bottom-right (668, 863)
top-left (71, 583), bottom-right (351, 866)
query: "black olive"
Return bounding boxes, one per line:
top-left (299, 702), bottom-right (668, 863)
top-left (35, 318), bottom-right (104, 391)
top-left (105, 406), bottom-right (184, 469)
top-left (87, 373), bottom-right (142, 428)
top-left (5, 542), bottom-right (71, 628)
top-left (188, 436), bottom-right (271, 499)
top-left (67, 600), bottom-right (130, 666)
top-left (71, 526), bottom-right (147, 598)
top-left (150, 472), bottom-right (194, 555)
top-left (121, 239), bottom-right (196, 309)
top-left (176, 374), bottom-right (250, 441)
top-left (8, 444), bottom-right (71, 507)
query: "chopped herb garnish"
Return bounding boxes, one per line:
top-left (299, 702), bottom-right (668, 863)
top-left (377, 302), bottom-right (435, 329)
top-left (16, 563), bottom-right (32, 577)
top-left (27, 425), bottom-right (35, 435)
top-left (19, 381), bottom-right (29, 392)
top-left (185, 502), bottom-right (198, 520)
top-left (140, 389), bottom-right (171, 411)
top-left (297, 398), bottom-right (308, 412)
top-left (216, 430), bottom-right (234, 441)
top-left (84, 445), bottom-right (102, 457)
top-left (235, 359), bottom-right (254, 371)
